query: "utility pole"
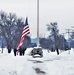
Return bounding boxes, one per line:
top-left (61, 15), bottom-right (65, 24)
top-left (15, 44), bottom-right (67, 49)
top-left (65, 29), bottom-right (72, 54)
top-left (37, 0), bottom-right (39, 47)
top-left (71, 26), bottom-right (74, 51)
top-left (65, 29), bottom-right (72, 39)
top-left (71, 26), bottom-right (74, 36)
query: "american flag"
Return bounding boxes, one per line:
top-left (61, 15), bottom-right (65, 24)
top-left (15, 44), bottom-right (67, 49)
top-left (16, 17), bottom-right (30, 50)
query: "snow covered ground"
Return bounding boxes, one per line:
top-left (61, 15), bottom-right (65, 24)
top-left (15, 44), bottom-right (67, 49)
top-left (0, 48), bottom-right (74, 75)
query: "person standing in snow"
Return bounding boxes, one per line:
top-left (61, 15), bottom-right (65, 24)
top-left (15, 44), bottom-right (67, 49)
top-left (13, 48), bottom-right (17, 56)
top-left (22, 48), bottom-right (27, 56)
top-left (19, 47), bottom-right (23, 56)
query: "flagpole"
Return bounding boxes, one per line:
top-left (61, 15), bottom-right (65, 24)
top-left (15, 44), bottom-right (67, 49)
top-left (37, 0), bottom-right (39, 47)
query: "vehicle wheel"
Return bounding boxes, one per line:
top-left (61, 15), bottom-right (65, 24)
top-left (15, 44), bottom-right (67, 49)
top-left (40, 54), bottom-right (43, 58)
top-left (32, 54), bottom-right (35, 58)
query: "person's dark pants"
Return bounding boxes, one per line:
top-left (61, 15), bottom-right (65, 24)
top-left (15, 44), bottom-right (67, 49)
top-left (19, 51), bottom-right (22, 56)
top-left (22, 51), bottom-right (25, 56)
top-left (56, 48), bottom-right (59, 55)
top-left (14, 51), bottom-right (16, 56)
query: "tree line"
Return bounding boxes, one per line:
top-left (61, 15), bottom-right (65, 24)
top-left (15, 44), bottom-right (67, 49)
top-left (40, 22), bottom-right (74, 55)
top-left (0, 11), bottom-right (74, 54)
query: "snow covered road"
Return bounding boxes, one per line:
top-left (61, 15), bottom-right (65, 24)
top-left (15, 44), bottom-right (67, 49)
top-left (0, 48), bottom-right (74, 75)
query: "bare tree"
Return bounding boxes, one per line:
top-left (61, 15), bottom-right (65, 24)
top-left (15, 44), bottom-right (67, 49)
top-left (0, 11), bottom-right (24, 53)
top-left (47, 22), bottom-right (60, 55)
top-left (71, 31), bottom-right (74, 39)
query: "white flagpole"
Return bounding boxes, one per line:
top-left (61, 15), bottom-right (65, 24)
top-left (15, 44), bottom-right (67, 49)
top-left (37, 0), bottom-right (39, 47)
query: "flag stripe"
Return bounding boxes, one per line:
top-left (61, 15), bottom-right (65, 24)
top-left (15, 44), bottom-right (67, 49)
top-left (22, 29), bottom-right (30, 36)
top-left (22, 27), bottom-right (29, 34)
top-left (22, 26), bottom-right (29, 32)
top-left (23, 25), bottom-right (29, 30)
top-left (22, 31), bottom-right (30, 38)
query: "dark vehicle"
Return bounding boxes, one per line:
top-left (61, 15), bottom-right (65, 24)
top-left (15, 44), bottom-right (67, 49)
top-left (31, 47), bottom-right (43, 58)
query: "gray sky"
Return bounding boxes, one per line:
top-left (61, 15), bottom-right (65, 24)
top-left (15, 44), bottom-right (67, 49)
top-left (0, 0), bottom-right (74, 38)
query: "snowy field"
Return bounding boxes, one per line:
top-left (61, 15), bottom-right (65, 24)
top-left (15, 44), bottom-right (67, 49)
top-left (0, 48), bottom-right (74, 75)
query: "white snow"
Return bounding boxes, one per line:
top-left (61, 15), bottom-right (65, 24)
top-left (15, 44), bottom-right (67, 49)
top-left (0, 48), bottom-right (74, 75)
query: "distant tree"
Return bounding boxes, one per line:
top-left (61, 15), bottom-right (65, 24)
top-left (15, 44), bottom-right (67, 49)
top-left (71, 39), bottom-right (74, 48)
top-left (58, 35), bottom-right (69, 50)
top-left (22, 36), bottom-right (31, 48)
top-left (40, 38), bottom-right (47, 49)
top-left (71, 31), bottom-right (74, 39)
top-left (40, 37), bottom-right (53, 52)
top-left (0, 11), bottom-right (31, 53)
top-left (11, 18), bottom-right (24, 49)
top-left (47, 22), bottom-right (60, 55)
top-left (70, 31), bottom-right (74, 49)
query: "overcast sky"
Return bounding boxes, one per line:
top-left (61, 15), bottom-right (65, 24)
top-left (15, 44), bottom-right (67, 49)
top-left (0, 0), bottom-right (74, 38)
